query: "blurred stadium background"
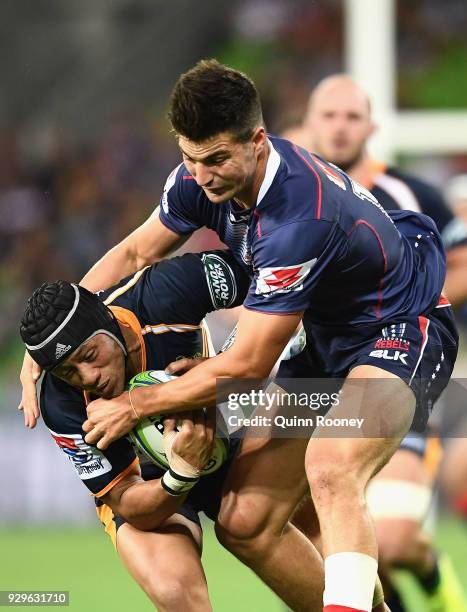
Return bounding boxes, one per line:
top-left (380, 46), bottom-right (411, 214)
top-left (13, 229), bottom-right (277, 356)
top-left (2, 0), bottom-right (467, 609)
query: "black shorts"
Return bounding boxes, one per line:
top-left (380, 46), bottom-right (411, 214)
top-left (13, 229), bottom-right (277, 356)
top-left (277, 304), bottom-right (458, 432)
top-left (96, 435), bottom-right (242, 547)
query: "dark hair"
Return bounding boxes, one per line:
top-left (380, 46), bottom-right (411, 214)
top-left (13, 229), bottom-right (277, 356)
top-left (168, 59), bottom-right (263, 142)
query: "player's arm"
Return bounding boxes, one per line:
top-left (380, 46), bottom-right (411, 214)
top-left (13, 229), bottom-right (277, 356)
top-left (84, 307), bottom-right (302, 449)
top-left (84, 219), bottom-right (333, 449)
top-left (80, 211), bottom-right (188, 293)
top-left (82, 162), bottom-right (203, 293)
top-left (100, 461), bottom-right (189, 531)
top-left (100, 410), bottom-right (214, 531)
top-left (18, 213), bottom-right (186, 427)
top-left (18, 160), bottom-right (200, 424)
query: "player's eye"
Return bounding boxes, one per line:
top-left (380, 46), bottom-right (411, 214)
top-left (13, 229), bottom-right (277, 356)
top-left (84, 351), bottom-right (95, 362)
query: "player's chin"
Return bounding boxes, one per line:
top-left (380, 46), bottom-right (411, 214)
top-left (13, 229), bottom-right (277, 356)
top-left (101, 378), bottom-right (123, 399)
top-left (204, 187), bottom-right (232, 203)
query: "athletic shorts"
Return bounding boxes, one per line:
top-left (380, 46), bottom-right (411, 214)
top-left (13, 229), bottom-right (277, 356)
top-left (96, 435), bottom-right (242, 548)
top-left (277, 303), bottom-right (458, 432)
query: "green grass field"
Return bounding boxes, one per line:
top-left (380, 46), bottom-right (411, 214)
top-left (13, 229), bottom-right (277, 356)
top-left (1, 515), bottom-right (467, 611)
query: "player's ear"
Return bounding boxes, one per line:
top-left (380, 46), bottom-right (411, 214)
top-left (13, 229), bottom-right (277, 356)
top-left (251, 126), bottom-right (267, 155)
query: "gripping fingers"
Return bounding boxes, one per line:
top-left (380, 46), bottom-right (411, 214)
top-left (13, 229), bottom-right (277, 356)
top-left (82, 420), bottom-right (105, 447)
top-left (204, 407), bottom-right (216, 446)
top-left (165, 357), bottom-right (208, 376)
top-left (18, 351), bottom-right (42, 427)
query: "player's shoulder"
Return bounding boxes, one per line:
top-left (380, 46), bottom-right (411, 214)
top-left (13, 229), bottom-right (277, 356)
top-left (260, 136), bottom-right (326, 224)
top-left (40, 373), bottom-right (86, 434)
top-left (384, 167), bottom-right (445, 206)
top-left (161, 162), bottom-right (202, 208)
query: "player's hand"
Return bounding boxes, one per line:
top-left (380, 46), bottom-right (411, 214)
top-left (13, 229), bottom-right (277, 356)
top-left (83, 391), bottom-right (138, 450)
top-left (165, 357), bottom-right (208, 376)
top-left (18, 351), bottom-right (42, 428)
top-left (164, 409), bottom-right (215, 472)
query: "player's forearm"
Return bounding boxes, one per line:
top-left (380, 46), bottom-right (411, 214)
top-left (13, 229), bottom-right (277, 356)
top-left (80, 213), bottom-right (186, 292)
top-left (134, 350), bottom-right (268, 417)
top-left (80, 240), bottom-right (143, 292)
top-left (112, 478), bottom-right (188, 531)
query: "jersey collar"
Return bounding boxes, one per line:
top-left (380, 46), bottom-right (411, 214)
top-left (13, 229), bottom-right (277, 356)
top-left (256, 139), bottom-right (281, 206)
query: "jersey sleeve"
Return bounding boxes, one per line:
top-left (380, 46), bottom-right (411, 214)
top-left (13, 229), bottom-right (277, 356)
top-left (40, 374), bottom-right (138, 498)
top-left (244, 219), bottom-right (340, 314)
top-left (158, 164), bottom-right (204, 235)
top-left (142, 250), bottom-right (250, 325)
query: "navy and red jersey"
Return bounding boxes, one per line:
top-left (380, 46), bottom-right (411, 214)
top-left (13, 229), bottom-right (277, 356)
top-left (40, 250), bottom-right (249, 498)
top-left (369, 163), bottom-right (467, 251)
top-left (159, 136), bottom-right (446, 328)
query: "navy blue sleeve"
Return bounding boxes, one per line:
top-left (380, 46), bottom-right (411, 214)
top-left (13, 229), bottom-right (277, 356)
top-left (159, 164), bottom-right (204, 235)
top-left (244, 219), bottom-right (341, 313)
top-left (142, 250), bottom-right (250, 325)
top-left (40, 374), bottom-right (138, 497)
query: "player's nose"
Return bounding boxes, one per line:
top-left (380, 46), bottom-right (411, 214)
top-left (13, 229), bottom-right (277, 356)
top-left (79, 365), bottom-right (100, 390)
top-left (192, 163), bottom-right (213, 187)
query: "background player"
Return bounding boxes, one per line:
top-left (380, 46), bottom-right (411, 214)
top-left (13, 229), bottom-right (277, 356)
top-left (290, 74), bottom-right (467, 612)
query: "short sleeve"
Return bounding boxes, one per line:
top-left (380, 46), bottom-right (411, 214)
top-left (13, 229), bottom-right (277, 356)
top-left (244, 219), bottom-right (341, 314)
top-left (141, 250), bottom-right (250, 325)
top-left (158, 164), bottom-right (203, 235)
top-left (40, 375), bottom-right (138, 497)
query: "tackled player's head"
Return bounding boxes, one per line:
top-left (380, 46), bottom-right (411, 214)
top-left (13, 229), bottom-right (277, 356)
top-left (20, 281), bottom-right (127, 399)
top-left (305, 74), bottom-right (375, 171)
top-left (168, 59), bottom-right (267, 204)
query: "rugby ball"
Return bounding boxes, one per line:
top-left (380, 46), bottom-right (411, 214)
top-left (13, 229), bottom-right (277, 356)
top-left (127, 370), bottom-right (229, 475)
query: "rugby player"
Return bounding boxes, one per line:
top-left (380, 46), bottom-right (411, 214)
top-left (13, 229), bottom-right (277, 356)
top-left (23, 255), bottom-right (355, 611)
top-left (60, 61), bottom-right (457, 612)
top-left (295, 74), bottom-right (467, 612)
top-left (20, 60), bottom-right (456, 612)
top-left (19, 251), bottom-right (252, 610)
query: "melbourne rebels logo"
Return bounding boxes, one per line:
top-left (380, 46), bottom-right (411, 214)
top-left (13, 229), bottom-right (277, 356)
top-left (369, 323), bottom-right (411, 365)
top-left (255, 259), bottom-right (317, 295)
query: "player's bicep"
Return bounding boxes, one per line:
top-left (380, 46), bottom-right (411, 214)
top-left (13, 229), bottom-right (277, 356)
top-left (129, 211), bottom-right (190, 267)
top-left (48, 427), bottom-right (139, 497)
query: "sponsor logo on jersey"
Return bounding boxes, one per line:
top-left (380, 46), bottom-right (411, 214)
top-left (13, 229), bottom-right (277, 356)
top-left (202, 254), bottom-right (237, 308)
top-left (255, 259), bottom-right (317, 295)
top-left (373, 323), bottom-right (410, 352)
top-left (50, 431), bottom-right (112, 480)
top-left (370, 323), bottom-right (410, 364)
top-left (373, 338), bottom-right (410, 351)
top-left (228, 209), bottom-right (252, 224)
top-left (369, 349), bottom-right (409, 365)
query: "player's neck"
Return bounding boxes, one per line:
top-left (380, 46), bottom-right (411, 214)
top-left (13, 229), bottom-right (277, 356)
top-left (346, 153), bottom-right (376, 189)
top-left (234, 141), bottom-right (270, 209)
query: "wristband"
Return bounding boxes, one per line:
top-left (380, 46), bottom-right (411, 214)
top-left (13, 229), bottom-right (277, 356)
top-left (161, 469), bottom-right (200, 496)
